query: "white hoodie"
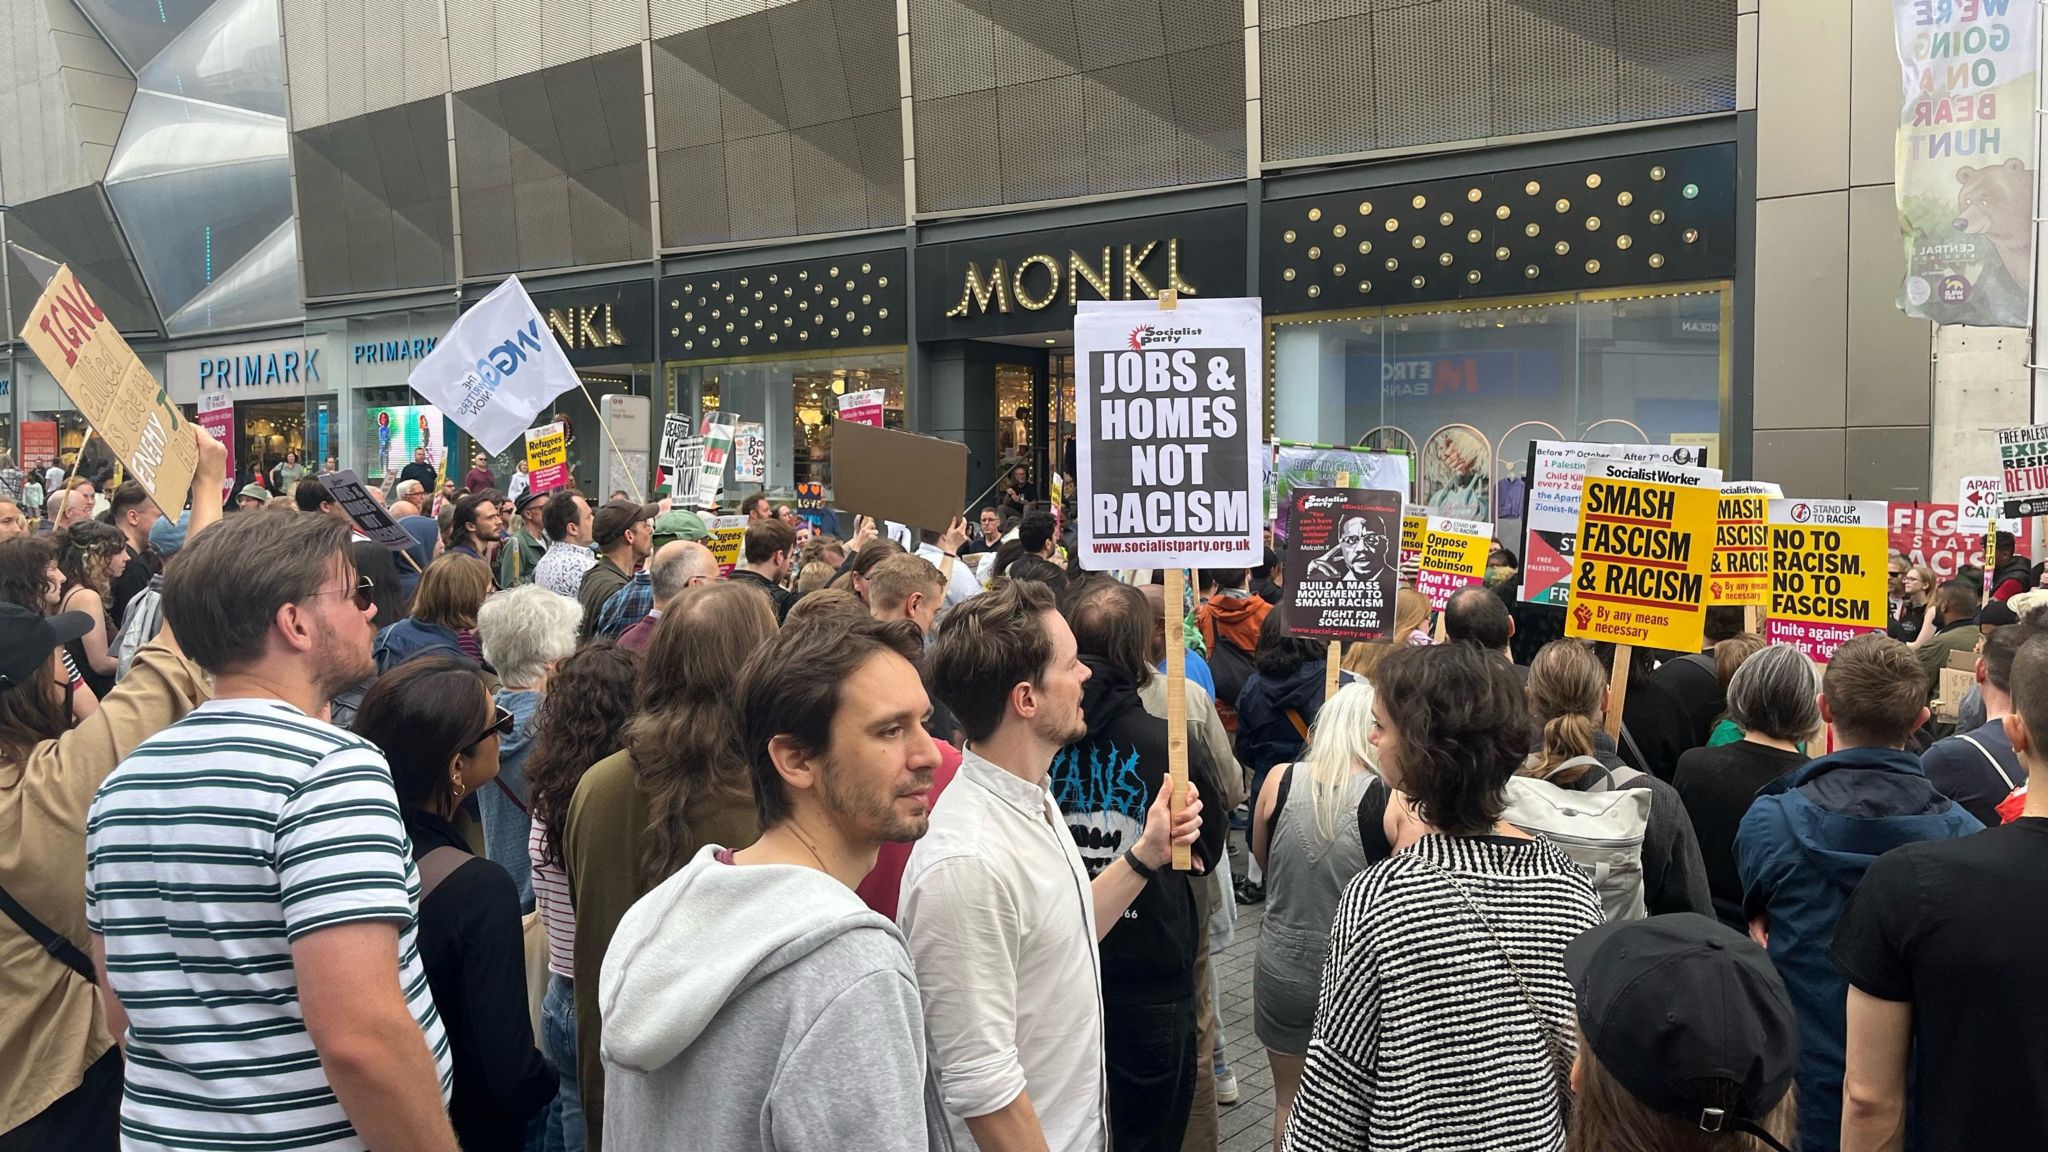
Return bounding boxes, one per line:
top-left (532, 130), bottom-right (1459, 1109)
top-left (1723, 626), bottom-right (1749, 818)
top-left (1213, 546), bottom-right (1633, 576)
top-left (599, 843), bottom-right (953, 1152)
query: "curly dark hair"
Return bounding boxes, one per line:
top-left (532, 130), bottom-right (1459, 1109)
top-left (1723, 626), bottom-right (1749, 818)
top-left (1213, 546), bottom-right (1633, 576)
top-left (526, 640), bottom-right (642, 871)
top-left (1369, 642), bottom-right (1531, 836)
top-left (55, 519), bottom-right (126, 600)
top-left (0, 537), bottom-right (58, 612)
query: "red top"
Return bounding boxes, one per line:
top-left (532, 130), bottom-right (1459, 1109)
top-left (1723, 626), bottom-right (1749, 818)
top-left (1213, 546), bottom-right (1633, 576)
top-left (464, 467), bottom-right (495, 494)
top-left (855, 739), bottom-right (962, 920)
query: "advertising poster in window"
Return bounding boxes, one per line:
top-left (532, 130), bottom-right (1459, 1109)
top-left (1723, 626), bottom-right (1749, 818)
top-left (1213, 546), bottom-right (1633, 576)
top-left (1271, 445), bottom-right (1410, 546)
top-left (1564, 458), bottom-right (1720, 651)
top-left (1521, 440), bottom-right (1713, 605)
top-left (1282, 487), bottom-right (1403, 641)
top-left (1074, 297), bottom-right (1263, 570)
top-left (1768, 499), bottom-right (1889, 662)
top-left (367, 404), bottom-right (446, 481)
top-left (1892, 0), bottom-right (2037, 327)
top-left (1711, 480), bottom-right (1780, 606)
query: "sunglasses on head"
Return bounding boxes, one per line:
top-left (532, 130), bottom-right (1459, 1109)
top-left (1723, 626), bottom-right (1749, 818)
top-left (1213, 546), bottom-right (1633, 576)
top-left (465, 704), bottom-right (516, 749)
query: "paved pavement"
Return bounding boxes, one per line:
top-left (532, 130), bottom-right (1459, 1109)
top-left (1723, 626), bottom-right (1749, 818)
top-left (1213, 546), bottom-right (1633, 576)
top-left (1213, 894), bottom-right (1279, 1152)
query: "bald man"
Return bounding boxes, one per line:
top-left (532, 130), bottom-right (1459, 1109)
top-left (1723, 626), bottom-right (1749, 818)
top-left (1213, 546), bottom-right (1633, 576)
top-left (617, 540), bottom-right (718, 652)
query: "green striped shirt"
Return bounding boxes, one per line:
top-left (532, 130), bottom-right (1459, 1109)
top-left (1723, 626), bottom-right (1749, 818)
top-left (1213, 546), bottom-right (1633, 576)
top-left (85, 699), bottom-right (451, 1151)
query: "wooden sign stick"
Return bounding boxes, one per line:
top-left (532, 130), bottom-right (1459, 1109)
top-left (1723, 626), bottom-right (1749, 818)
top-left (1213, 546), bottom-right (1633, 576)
top-left (1164, 566), bottom-right (1192, 872)
top-left (1605, 644), bottom-right (1633, 739)
top-left (1743, 604), bottom-right (1760, 635)
top-left (1326, 470), bottom-right (1350, 700)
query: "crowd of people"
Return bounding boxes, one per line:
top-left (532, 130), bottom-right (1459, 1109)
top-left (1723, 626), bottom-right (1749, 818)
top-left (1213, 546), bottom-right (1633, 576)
top-left (0, 424), bottom-right (2043, 1152)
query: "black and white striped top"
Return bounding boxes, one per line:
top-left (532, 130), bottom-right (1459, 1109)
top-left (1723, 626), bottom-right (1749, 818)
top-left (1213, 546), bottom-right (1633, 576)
top-left (1284, 833), bottom-right (1603, 1152)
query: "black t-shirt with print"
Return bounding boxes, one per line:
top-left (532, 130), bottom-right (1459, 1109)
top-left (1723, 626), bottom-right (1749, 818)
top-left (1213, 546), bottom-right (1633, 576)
top-left (1830, 818), bottom-right (2048, 1152)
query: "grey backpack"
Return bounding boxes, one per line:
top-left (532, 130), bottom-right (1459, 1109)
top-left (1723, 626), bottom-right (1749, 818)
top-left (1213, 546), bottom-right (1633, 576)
top-left (1502, 755), bottom-right (1653, 921)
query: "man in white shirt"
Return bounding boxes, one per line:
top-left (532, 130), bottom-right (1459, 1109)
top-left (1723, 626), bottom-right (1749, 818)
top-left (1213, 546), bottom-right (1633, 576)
top-left (915, 516), bottom-right (986, 612)
top-left (532, 489), bottom-right (597, 599)
top-left (904, 580), bottom-right (1200, 1152)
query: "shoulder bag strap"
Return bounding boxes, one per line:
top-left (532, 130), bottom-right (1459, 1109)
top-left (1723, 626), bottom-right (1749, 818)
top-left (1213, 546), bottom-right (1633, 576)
top-left (493, 776), bottom-right (529, 814)
top-left (0, 881), bottom-right (95, 983)
top-left (1285, 709), bottom-right (1310, 740)
top-left (1617, 723), bottom-right (1649, 772)
top-left (1405, 854), bottom-right (1573, 1097)
top-left (1956, 733), bottom-right (2020, 791)
top-left (415, 845), bottom-right (472, 902)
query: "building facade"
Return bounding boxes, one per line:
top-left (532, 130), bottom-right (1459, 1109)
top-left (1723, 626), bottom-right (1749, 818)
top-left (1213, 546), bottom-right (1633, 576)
top-left (0, 0), bottom-right (1977, 508)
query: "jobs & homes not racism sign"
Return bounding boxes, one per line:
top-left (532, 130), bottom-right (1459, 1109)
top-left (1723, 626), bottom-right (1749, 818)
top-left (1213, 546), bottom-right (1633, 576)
top-left (1075, 298), bottom-right (1263, 570)
top-left (1565, 458), bottom-right (1721, 652)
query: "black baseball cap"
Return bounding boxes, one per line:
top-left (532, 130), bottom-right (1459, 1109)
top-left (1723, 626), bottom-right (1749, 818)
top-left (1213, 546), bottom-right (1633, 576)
top-left (0, 603), bottom-right (93, 690)
top-left (591, 500), bottom-right (659, 546)
top-left (1565, 914), bottom-right (1797, 1152)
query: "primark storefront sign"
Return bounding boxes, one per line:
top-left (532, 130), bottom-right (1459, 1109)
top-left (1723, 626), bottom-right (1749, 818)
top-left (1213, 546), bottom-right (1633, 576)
top-left (166, 337), bottom-right (331, 405)
top-left (354, 336), bottom-right (438, 364)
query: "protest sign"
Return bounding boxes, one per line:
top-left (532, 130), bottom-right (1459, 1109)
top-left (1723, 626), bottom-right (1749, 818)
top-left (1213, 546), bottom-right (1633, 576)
top-left (524, 422), bottom-right (568, 494)
top-left (1074, 297), bottom-right (1263, 570)
top-left (1564, 458), bottom-right (1721, 651)
top-left (1711, 480), bottom-right (1780, 606)
top-left (698, 413), bottom-right (736, 505)
top-left (658, 413), bottom-right (693, 468)
top-left (1958, 474), bottom-right (2001, 533)
top-left (19, 264), bottom-right (197, 511)
top-left (1282, 488), bottom-right (1403, 641)
top-left (1521, 440), bottom-right (1710, 605)
top-left (1271, 445), bottom-right (1409, 545)
top-left (704, 513), bottom-right (749, 575)
top-left (734, 421), bottom-right (766, 484)
top-left (1400, 503), bottom-right (1426, 573)
top-left (832, 420), bottom-right (968, 532)
top-left (667, 437), bottom-right (705, 503)
top-left (1767, 500), bottom-right (1889, 662)
top-left (794, 480), bottom-right (831, 532)
top-left (837, 389), bottom-right (884, 428)
top-left (19, 422), bottom-right (58, 471)
top-left (408, 277), bottom-right (581, 455)
top-left (198, 393), bottom-right (236, 503)
top-left (1999, 424), bottom-right (2048, 518)
top-left (1890, 501), bottom-right (2006, 579)
top-left (1417, 514), bottom-right (1490, 610)
top-left (318, 470), bottom-right (414, 551)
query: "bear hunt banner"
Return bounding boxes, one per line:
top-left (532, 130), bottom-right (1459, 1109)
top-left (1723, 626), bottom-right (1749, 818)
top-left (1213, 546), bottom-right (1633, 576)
top-left (18, 264), bottom-right (198, 514)
top-left (1074, 298), bottom-right (1263, 570)
top-left (1767, 500), bottom-right (1890, 663)
top-left (1711, 481), bottom-right (1783, 606)
top-left (1281, 488), bottom-right (1404, 641)
top-left (1564, 458), bottom-right (1721, 652)
top-left (1997, 423), bottom-right (2048, 517)
top-left (1417, 515), bottom-right (1491, 611)
top-left (1521, 440), bottom-right (1714, 606)
top-left (1892, 0), bottom-right (2039, 326)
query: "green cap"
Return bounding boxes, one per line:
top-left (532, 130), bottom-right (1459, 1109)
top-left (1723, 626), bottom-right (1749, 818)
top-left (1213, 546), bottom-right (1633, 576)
top-left (651, 509), bottom-right (709, 545)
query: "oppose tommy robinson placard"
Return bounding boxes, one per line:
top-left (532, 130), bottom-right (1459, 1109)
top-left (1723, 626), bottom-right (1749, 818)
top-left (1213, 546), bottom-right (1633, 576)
top-left (1074, 297), bottom-right (1263, 571)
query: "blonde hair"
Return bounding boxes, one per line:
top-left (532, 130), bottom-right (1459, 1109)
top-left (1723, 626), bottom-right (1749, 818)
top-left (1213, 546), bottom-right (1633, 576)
top-left (1342, 587), bottom-right (1431, 678)
top-left (794, 560), bottom-right (836, 594)
top-left (1297, 681), bottom-right (1379, 842)
top-left (413, 552), bottom-right (492, 632)
top-left (1567, 1039), bottom-right (1797, 1152)
top-left (1524, 639), bottom-right (1605, 784)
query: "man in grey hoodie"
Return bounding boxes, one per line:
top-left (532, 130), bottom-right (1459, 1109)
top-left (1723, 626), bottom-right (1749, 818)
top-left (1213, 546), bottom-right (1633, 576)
top-left (598, 614), bottom-right (955, 1152)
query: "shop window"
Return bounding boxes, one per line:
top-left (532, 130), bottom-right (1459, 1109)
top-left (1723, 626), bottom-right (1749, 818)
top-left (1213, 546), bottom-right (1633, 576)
top-left (667, 349), bottom-right (907, 498)
top-left (1271, 283), bottom-right (1729, 521)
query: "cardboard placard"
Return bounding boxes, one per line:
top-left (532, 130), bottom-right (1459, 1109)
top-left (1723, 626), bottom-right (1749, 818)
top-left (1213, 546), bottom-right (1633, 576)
top-left (525, 422), bottom-right (568, 493)
top-left (1416, 515), bottom-right (1490, 610)
top-left (1074, 297), bottom-right (1263, 570)
top-left (1766, 499), bottom-right (1889, 662)
top-left (1282, 488), bottom-right (1403, 641)
top-left (831, 419), bottom-right (969, 534)
top-left (19, 265), bottom-right (198, 512)
top-left (1564, 458), bottom-right (1721, 652)
top-left (1711, 480), bottom-right (1780, 607)
top-left (318, 470), bottom-right (414, 551)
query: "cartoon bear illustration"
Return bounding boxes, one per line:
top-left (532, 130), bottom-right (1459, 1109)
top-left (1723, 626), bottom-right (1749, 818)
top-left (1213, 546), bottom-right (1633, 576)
top-left (1954, 156), bottom-right (2033, 290)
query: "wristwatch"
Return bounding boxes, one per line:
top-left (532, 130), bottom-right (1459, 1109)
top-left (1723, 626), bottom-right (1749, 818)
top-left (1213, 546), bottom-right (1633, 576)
top-left (1123, 849), bottom-right (1160, 882)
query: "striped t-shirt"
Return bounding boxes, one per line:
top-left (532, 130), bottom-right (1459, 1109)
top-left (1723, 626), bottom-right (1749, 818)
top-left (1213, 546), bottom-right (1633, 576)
top-left (528, 815), bottom-right (576, 979)
top-left (85, 698), bottom-right (452, 1152)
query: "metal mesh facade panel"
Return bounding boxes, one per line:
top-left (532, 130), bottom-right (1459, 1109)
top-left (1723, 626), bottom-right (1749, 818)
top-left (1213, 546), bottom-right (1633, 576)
top-left (446, 0), bottom-right (646, 90)
top-left (910, 0), bottom-right (1245, 212)
top-left (1261, 0), bottom-right (1734, 162)
top-left (283, 0), bottom-right (448, 130)
top-left (650, 0), bottom-right (905, 248)
top-left (3, 185), bottom-right (157, 334)
top-left (453, 46), bottom-right (650, 275)
top-left (293, 97), bottom-right (455, 298)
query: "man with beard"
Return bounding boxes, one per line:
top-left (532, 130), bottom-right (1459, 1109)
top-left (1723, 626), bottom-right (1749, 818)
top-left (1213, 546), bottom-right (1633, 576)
top-left (598, 614), bottom-right (954, 1151)
top-left (905, 581), bottom-right (1202, 1152)
top-left (84, 512), bottom-right (459, 1152)
top-left (1304, 515), bottom-right (1387, 585)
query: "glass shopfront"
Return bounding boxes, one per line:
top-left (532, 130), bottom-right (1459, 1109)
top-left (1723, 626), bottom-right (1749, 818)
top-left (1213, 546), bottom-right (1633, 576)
top-left (1270, 283), bottom-right (1731, 520)
top-left (667, 348), bottom-right (908, 494)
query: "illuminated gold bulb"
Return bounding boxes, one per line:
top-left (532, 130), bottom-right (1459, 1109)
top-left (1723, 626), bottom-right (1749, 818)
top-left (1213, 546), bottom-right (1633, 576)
top-left (1525, 222), bottom-right (1540, 237)
top-left (1411, 235), bottom-right (1426, 249)
top-left (1467, 187), bottom-right (1483, 202)
top-left (1385, 217), bottom-right (1400, 232)
top-left (1307, 284), bottom-right (1321, 298)
top-left (1358, 240), bottom-right (1373, 255)
top-left (1525, 265), bottom-right (1540, 278)
top-left (1308, 207), bottom-right (1323, 221)
top-left (1554, 241), bottom-right (1570, 255)
top-left (1283, 230), bottom-right (1297, 243)
top-left (1411, 275), bottom-right (1426, 289)
top-left (1683, 228), bottom-right (1699, 243)
top-left (1411, 194), bottom-right (1426, 209)
top-left (1333, 223), bottom-right (1347, 237)
top-left (1308, 246), bottom-right (1321, 259)
top-left (1648, 253), bottom-right (1665, 268)
top-left (1650, 165), bottom-right (1667, 181)
top-left (1525, 180), bottom-right (1541, 195)
top-left (1359, 200), bottom-right (1374, 215)
top-left (1586, 173), bottom-right (1602, 189)
top-left (1495, 246), bottom-right (1510, 260)
top-left (1649, 209), bottom-right (1666, 224)
top-left (1332, 263), bottom-right (1346, 276)
top-left (1616, 191), bottom-right (1633, 206)
top-left (1586, 216), bottom-right (1602, 231)
top-left (1585, 259), bottom-right (1601, 273)
top-left (1466, 269), bottom-right (1481, 283)
top-left (1438, 252), bottom-right (1453, 266)
top-left (1358, 280), bottom-right (1372, 292)
top-left (1495, 205), bottom-right (1512, 220)
top-left (1616, 235), bottom-right (1632, 250)
top-left (1467, 228), bottom-right (1483, 243)
top-left (1283, 268), bottom-right (1297, 281)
